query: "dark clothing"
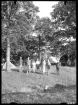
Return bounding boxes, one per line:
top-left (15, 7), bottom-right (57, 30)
top-left (56, 63), bottom-right (59, 70)
top-left (56, 63), bottom-right (59, 75)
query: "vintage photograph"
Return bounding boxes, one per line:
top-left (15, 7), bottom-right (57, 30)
top-left (1, 1), bottom-right (76, 104)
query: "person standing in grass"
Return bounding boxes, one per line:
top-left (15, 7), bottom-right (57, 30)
top-left (56, 62), bottom-right (60, 75)
top-left (42, 58), bottom-right (46, 74)
top-left (19, 57), bottom-right (23, 72)
top-left (47, 58), bottom-right (51, 74)
top-left (32, 59), bottom-right (37, 73)
top-left (36, 58), bottom-right (40, 70)
top-left (56, 55), bottom-right (60, 75)
top-left (27, 57), bottom-right (31, 73)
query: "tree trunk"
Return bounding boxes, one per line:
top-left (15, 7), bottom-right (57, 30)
top-left (6, 36), bottom-right (11, 72)
top-left (6, 2), bottom-right (13, 72)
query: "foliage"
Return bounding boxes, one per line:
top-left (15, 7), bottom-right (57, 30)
top-left (50, 1), bottom-right (76, 58)
top-left (50, 1), bottom-right (76, 37)
top-left (2, 1), bottom-right (39, 60)
top-left (34, 17), bottom-right (54, 56)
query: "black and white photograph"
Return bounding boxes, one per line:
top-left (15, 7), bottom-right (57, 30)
top-left (1, 1), bottom-right (76, 104)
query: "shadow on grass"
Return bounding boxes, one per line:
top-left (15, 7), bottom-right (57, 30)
top-left (51, 72), bottom-right (59, 75)
top-left (2, 69), bottom-right (19, 72)
top-left (34, 71), bottom-right (43, 75)
top-left (43, 84), bottom-right (76, 93)
top-left (2, 84), bottom-right (76, 104)
top-left (2, 68), bottom-right (59, 75)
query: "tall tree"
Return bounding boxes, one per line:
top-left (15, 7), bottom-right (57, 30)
top-left (50, 1), bottom-right (76, 58)
top-left (2, 1), bottom-right (39, 71)
top-left (50, 1), bottom-right (76, 38)
top-left (2, 1), bottom-right (17, 71)
top-left (34, 17), bottom-right (53, 59)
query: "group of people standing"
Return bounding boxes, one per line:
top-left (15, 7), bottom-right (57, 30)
top-left (27, 55), bottom-right (60, 75)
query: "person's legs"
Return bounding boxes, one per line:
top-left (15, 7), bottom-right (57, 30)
top-left (32, 61), bottom-right (36, 73)
top-left (43, 60), bottom-right (46, 74)
top-left (56, 63), bottom-right (59, 75)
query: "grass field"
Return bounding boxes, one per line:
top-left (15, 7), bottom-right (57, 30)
top-left (2, 66), bottom-right (76, 104)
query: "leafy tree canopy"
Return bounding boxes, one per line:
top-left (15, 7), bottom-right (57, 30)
top-left (2, 1), bottom-right (39, 58)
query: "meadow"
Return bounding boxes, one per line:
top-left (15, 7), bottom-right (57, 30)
top-left (2, 66), bottom-right (76, 104)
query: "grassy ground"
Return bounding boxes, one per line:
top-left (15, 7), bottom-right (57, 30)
top-left (2, 66), bottom-right (76, 104)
